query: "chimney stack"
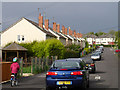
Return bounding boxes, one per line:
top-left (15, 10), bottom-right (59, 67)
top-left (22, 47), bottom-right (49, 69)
top-left (74, 30), bottom-right (76, 37)
top-left (62, 25), bottom-right (65, 34)
top-left (65, 28), bottom-right (67, 35)
top-left (57, 24), bottom-right (60, 33)
top-left (53, 22), bottom-right (56, 32)
top-left (71, 30), bottom-right (73, 36)
top-left (38, 13), bottom-right (43, 29)
top-left (79, 33), bottom-right (82, 38)
top-left (44, 19), bottom-right (49, 30)
top-left (69, 27), bottom-right (71, 35)
top-left (77, 33), bottom-right (79, 38)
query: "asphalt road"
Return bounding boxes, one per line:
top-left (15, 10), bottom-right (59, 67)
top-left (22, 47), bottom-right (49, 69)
top-left (2, 47), bottom-right (118, 89)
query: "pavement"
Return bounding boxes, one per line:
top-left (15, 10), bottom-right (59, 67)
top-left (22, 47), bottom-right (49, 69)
top-left (1, 47), bottom-right (119, 89)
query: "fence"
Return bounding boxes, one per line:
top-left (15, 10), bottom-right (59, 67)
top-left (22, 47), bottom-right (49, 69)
top-left (18, 56), bottom-right (58, 76)
top-left (1, 62), bottom-right (12, 82)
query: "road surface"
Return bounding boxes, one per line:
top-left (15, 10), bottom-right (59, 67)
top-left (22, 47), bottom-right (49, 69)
top-left (2, 47), bottom-right (118, 89)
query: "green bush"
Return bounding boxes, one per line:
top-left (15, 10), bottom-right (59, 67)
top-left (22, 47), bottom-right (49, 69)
top-left (19, 41), bottom-right (37, 57)
top-left (65, 44), bottom-right (81, 51)
top-left (118, 38), bottom-right (120, 49)
top-left (44, 39), bottom-right (64, 59)
top-left (32, 41), bottom-right (46, 58)
top-left (64, 49), bottom-right (80, 59)
top-left (83, 48), bottom-right (90, 54)
top-left (23, 66), bottom-right (31, 73)
top-left (85, 41), bottom-right (89, 48)
top-left (64, 44), bottom-right (81, 58)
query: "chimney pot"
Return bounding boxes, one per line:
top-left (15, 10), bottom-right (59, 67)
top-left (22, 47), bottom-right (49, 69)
top-left (65, 28), bottom-right (67, 35)
top-left (53, 22), bottom-right (56, 32)
top-left (44, 19), bottom-right (49, 30)
top-left (62, 25), bottom-right (65, 34)
top-left (57, 24), bottom-right (60, 33)
top-left (38, 13), bottom-right (43, 29)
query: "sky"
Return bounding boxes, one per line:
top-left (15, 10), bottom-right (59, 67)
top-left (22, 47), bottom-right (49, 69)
top-left (1, 2), bottom-right (118, 34)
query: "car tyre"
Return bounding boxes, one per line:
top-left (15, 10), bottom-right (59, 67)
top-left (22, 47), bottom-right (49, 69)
top-left (87, 79), bottom-right (89, 88)
top-left (81, 80), bottom-right (87, 89)
top-left (46, 86), bottom-right (56, 90)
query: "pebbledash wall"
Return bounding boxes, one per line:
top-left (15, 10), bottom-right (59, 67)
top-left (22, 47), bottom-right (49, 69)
top-left (1, 18), bottom-right (46, 47)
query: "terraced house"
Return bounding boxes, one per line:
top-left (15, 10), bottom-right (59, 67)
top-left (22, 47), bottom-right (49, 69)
top-left (1, 14), bottom-right (56, 47)
top-left (1, 13), bottom-right (85, 47)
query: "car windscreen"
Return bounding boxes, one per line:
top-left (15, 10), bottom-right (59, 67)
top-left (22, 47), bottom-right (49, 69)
top-left (51, 61), bottom-right (80, 69)
top-left (85, 59), bottom-right (94, 64)
top-left (92, 53), bottom-right (99, 56)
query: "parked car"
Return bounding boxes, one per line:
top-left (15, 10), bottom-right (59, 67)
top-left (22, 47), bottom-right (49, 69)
top-left (91, 53), bottom-right (101, 60)
top-left (84, 59), bottom-right (96, 73)
top-left (46, 59), bottom-right (89, 89)
top-left (94, 51), bottom-right (102, 56)
top-left (96, 48), bottom-right (103, 53)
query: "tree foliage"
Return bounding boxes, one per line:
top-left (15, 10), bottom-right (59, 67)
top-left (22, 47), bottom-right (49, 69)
top-left (108, 30), bottom-right (116, 36)
top-left (44, 39), bottom-right (64, 58)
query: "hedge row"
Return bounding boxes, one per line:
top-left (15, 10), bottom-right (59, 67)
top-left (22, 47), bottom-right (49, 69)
top-left (5, 39), bottom-right (82, 59)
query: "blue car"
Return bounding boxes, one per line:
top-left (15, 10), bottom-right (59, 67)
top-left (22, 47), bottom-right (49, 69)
top-left (46, 59), bottom-right (89, 89)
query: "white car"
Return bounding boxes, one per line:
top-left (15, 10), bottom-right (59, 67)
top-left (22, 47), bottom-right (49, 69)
top-left (91, 53), bottom-right (101, 60)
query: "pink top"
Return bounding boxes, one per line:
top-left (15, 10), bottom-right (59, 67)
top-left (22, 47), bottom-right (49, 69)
top-left (10, 62), bottom-right (20, 74)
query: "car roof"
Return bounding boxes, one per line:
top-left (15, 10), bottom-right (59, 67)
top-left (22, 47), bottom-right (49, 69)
top-left (92, 53), bottom-right (99, 55)
top-left (55, 58), bottom-right (83, 62)
top-left (67, 58), bottom-right (83, 60)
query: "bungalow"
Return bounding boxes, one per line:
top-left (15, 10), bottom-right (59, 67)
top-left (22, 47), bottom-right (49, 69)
top-left (1, 14), bottom-right (56, 47)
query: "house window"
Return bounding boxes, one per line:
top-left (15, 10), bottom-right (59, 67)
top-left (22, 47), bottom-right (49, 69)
top-left (17, 35), bottom-right (20, 41)
top-left (22, 35), bottom-right (25, 41)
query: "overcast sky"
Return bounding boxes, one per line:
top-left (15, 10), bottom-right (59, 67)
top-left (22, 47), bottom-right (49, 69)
top-left (1, 2), bottom-right (118, 34)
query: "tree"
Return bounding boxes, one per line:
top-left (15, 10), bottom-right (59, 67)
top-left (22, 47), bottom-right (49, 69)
top-left (86, 32), bottom-right (94, 35)
top-left (95, 33), bottom-right (98, 36)
top-left (108, 30), bottom-right (116, 35)
top-left (97, 32), bottom-right (106, 36)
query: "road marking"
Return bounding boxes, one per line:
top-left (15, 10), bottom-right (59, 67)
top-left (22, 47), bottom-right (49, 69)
top-left (95, 75), bottom-right (101, 81)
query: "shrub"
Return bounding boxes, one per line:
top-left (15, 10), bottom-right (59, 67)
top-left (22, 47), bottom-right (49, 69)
top-left (32, 41), bottom-right (46, 58)
top-left (64, 49), bottom-right (79, 59)
top-left (64, 44), bottom-right (81, 58)
top-left (83, 48), bottom-right (91, 54)
top-left (19, 41), bottom-right (37, 57)
top-left (65, 44), bottom-right (81, 51)
top-left (85, 41), bottom-right (89, 48)
top-left (44, 39), bottom-right (64, 59)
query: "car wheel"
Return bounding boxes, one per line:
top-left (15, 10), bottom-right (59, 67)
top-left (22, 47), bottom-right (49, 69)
top-left (46, 86), bottom-right (56, 90)
top-left (82, 80), bottom-right (87, 88)
top-left (87, 79), bottom-right (89, 88)
top-left (94, 67), bottom-right (96, 72)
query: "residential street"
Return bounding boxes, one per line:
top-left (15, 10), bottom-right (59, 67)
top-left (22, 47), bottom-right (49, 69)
top-left (2, 47), bottom-right (118, 89)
